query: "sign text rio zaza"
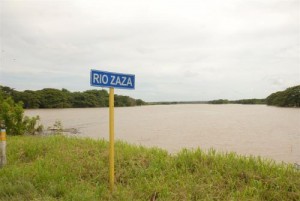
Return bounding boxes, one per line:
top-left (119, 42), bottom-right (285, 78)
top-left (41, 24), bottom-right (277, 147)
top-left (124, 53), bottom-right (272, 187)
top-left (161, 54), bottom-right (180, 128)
top-left (90, 69), bottom-right (135, 191)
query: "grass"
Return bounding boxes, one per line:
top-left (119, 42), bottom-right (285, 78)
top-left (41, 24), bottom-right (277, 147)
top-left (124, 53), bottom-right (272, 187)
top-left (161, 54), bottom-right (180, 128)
top-left (0, 135), bottom-right (299, 201)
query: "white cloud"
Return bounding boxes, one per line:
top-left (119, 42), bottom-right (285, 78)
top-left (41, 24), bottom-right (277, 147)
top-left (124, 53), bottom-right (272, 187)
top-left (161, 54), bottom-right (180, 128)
top-left (0, 0), bottom-right (299, 101)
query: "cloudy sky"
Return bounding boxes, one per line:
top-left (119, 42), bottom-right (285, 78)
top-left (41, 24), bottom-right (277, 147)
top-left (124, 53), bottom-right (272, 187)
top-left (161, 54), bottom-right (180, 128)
top-left (0, 0), bottom-right (299, 101)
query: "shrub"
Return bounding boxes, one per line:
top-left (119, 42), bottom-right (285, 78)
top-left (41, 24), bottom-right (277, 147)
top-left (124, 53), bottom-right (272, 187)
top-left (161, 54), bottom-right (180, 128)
top-left (0, 92), bottom-right (43, 135)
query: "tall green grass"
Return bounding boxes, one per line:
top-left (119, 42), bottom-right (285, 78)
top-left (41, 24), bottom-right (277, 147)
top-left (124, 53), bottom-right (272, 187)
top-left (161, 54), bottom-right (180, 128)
top-left (0, 135), bottom-right (299, 200)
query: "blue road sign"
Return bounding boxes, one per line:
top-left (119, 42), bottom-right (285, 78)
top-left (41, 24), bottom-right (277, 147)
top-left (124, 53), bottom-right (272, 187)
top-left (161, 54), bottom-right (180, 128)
top-left (90, 69), bottom-right (135, 90)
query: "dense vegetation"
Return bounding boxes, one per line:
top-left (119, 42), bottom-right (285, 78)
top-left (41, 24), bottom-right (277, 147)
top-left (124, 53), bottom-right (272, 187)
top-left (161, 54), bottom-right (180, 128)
top-left (149, 101), bottom-right (207, 105)
top-left (1, 135), bottom-right (299, 200)
top-left (208, 85), bottom-right (299, 107)
top-left (208, 99), bottom-right (265, 105)
top-left (232, 99), bottom-right (266, 105)
top-left (1, 84), bottom-right (299, 108)
top-left (0, 85), bottom-right (146, 109)
top-left (266, 85), bottom-right (300, 107)
top-left (0, 90), bottom-right (43, 135)
top-left (208, 99), bottom-right (230, 104)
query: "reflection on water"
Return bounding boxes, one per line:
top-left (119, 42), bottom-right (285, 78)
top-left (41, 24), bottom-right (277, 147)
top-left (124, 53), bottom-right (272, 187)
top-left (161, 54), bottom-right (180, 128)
top-left (25, 104), bottom-right (300, 163)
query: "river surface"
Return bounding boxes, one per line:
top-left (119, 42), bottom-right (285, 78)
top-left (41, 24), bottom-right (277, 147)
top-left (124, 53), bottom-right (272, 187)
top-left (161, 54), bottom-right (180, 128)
top-left (25, 104), bottom-right (300, 164)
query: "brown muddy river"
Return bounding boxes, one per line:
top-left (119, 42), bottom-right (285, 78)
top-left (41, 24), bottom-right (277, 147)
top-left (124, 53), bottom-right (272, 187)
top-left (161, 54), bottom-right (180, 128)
top-left (25, 104), bottom-right (300, 164)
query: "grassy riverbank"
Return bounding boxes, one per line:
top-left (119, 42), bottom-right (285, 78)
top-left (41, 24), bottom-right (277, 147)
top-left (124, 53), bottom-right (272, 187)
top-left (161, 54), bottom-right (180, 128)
top-left (0, 136), bottom-right (299, 200)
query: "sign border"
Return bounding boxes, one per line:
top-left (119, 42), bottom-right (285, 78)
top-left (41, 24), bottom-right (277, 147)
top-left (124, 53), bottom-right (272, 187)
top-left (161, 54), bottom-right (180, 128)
top-left (90, 69), bottom-right (135, 90)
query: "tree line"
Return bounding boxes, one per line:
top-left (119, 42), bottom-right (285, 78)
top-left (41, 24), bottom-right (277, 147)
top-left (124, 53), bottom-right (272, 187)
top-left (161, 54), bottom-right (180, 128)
top-left (0, 85), bottom-right (146, 109)
top-left (208, 99), bottom-right (265, 105)
top-left (1, 85), bottom-right (299, 109)
top-left (208, 85), bottom-right (300, 107)
top-left (266, 85), bottom-right (300, 107)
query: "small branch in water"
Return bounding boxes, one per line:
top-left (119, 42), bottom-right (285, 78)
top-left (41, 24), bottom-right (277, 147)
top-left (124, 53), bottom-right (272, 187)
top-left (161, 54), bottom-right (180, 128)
top-left (45, 128), bottom-right (80, 135)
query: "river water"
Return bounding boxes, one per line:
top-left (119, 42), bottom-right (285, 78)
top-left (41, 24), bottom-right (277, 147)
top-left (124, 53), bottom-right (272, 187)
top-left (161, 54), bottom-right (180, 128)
top-left (25, 104), bottom-right (300, 164)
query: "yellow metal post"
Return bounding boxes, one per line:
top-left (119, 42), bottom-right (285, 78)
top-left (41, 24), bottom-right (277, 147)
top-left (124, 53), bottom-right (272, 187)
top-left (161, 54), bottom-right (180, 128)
top-left (109, 87), bottom-right (115, 191)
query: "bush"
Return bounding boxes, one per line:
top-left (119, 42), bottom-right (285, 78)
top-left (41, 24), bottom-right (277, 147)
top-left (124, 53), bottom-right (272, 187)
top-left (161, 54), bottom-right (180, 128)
top-left (0, 92), bottom-right (43, 135)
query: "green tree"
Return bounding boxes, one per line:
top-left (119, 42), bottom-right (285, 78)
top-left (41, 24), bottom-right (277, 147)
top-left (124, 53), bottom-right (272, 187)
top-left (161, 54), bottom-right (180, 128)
top-left (0, 85), bottom-right (146, 108)
top-left (0, 92), bottom-right (43, 135)
top-left (14, 90), bottom-right (41, 108)
top-left (71, 92), bottom-right (98, 107)
top-left (38, 88), bottom-right (71, 108)
top-left (136, 99), bottom-right (146, 106)
top-left (115, 95), bottom-right (136, 107)
top-left (208, 99), bottom-right (229, 104)
top-left (266, 85), bottom-right (300, 107)
top-left (83, 89), bottom-right (108, 107)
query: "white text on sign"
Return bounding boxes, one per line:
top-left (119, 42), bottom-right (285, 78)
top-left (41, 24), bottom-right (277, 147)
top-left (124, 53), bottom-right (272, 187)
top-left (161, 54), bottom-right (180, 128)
top-left (90, 70), bottom-right (135, 90)
top-left (93, 74), bottom-right (133, 87)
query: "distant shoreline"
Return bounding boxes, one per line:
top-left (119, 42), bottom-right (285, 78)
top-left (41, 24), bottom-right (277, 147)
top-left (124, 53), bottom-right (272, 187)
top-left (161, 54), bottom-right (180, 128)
top-left (1, 85), bottom-right (299, 108)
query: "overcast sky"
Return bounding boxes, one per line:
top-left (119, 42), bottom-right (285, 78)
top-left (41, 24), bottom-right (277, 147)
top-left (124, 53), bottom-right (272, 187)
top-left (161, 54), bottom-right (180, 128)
top-left (0, 0), bottom-right (299, 101)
